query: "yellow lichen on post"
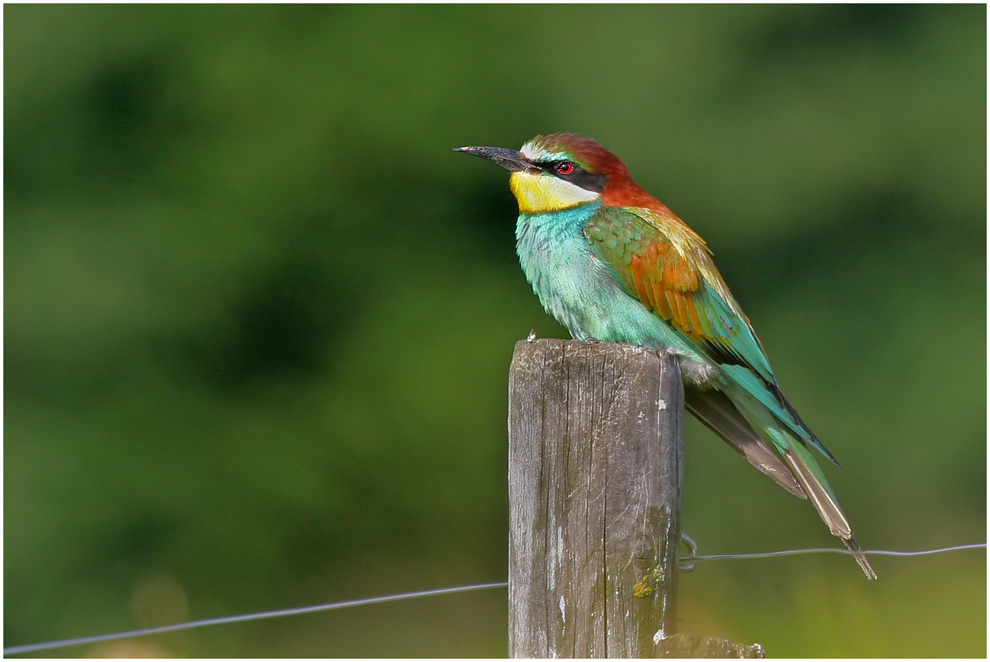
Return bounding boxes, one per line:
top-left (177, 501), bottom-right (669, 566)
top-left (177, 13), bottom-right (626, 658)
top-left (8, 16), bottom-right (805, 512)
top-left (633, 575), bottom-right (654, 598)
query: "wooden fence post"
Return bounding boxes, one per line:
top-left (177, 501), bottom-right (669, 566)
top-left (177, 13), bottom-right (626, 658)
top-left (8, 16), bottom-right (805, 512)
top-left (507, 338), bottom-right (684, 658)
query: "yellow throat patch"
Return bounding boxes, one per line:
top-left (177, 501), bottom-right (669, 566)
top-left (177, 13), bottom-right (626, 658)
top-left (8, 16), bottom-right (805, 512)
top-left (509, 171), bottom-right (600, 214)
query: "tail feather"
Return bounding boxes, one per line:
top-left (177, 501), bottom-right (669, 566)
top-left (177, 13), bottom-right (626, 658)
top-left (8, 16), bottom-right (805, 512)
top-left (780, 445), bottom-right (851, 538)
top-left (842, 535), bottom-right (878, 580)
top-left (714, 376), bottom-right (877, 579)
top-left (782, 442), bottom-right (877, 580)
top-left (686, 388), bottom-right (806, 499)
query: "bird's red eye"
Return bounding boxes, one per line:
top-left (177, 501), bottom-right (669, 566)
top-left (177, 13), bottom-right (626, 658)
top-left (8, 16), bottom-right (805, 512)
top-left (556, 161), bottom-right (575, 176)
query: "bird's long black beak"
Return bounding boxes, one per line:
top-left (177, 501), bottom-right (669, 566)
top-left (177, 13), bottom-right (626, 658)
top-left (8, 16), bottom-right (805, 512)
top-left (453, 145), bottom-right (533, 172)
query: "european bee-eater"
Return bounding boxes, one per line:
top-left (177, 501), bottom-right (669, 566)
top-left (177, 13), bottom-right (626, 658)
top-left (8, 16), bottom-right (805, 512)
top-left (456, 133), bottom-right (876, 579)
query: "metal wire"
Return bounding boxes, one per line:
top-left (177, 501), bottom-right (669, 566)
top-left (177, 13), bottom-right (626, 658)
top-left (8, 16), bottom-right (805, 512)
top-left (685, 542), bottom-right (985, 563)
top-left (5, 542), bottom-right (984, 656)
top-left (3, 582), bottom-right (509, 656)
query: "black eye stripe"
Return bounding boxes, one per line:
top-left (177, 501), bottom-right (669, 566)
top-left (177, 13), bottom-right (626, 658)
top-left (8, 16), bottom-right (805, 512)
top-left (537, 160), bottom-right (606, 193)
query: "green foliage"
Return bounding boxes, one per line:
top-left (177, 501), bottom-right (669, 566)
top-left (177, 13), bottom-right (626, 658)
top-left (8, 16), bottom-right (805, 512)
top-left (5, 5), bottom-right (985, 657)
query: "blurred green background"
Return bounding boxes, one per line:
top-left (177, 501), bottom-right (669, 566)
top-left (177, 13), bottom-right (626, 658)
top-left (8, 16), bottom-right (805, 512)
top-left (5, 4), bottom-right (986, 658)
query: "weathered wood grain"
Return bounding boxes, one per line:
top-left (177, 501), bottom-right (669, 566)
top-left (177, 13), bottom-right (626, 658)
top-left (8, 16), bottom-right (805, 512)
top-left (508, 338), bottom-right (684, 658)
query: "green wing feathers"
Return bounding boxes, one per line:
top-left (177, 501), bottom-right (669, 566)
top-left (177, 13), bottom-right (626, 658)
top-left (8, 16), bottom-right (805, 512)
top-left (584, 204), bottom-right (876, 579)
top-left (585, 206), bottom-right (775, 383)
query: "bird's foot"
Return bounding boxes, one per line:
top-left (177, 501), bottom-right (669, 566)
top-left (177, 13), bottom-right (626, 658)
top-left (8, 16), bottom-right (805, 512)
top-left (525, 329), bottom-right (538, 342)
top-left (583, 336), bottom-right (603, 345)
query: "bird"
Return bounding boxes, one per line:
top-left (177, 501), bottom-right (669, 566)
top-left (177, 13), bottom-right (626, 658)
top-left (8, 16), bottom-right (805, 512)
top-left (455, 133), bottom-right (876, 579)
